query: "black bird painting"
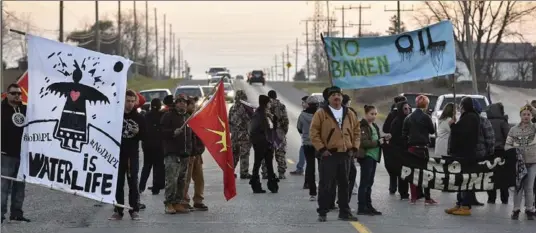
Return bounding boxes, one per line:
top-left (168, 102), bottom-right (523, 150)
top-left (47, 59), bottom-right (110, 152)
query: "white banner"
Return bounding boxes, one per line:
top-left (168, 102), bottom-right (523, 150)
top-left (18, 35), bottom-right (132, 204)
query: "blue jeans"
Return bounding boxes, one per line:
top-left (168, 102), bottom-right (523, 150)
top-left (1, 155), bottom-right (25, 218)
top-left (357, 156), bottom-right (377, 210)
top-left (296, 146), bottom-right (305, 171)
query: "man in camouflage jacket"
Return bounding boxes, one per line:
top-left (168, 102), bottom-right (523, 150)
top-left (229, 90), bottom-right (254, 179)
top-left (262, 90), bottom-right (290, 179)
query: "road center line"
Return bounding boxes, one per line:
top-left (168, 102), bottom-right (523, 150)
top-left (286, 159), bottom-right (295, 164)
top-left (351, 221), bottom-right (371, 233)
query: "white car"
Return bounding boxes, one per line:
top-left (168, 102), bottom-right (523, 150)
top-left (208, 75), bottom-right (233, 86)
top-left (138, 88), bottom-right (171, 113)
top-left (174, 85), bottom-right (205, 107)
top-left (430, 94), bottom-right (490, 146)
top-left (311, 92), bottom-right (324, 102)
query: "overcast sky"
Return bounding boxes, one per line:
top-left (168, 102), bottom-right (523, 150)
top-left (3, 1), bottom-right (535, 79)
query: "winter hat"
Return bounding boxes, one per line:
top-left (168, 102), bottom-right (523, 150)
top-left (259, 95), bottom-right (271, 108)
top-left (327, 86), bottom-right (342, 97)
top-left (163, 95), bottom-right (174, 106)
top-left (268, 90), bottom-right (277, 99)
top-left (150, 98), bottom-right (162, 110)
top-left (306, 96), bottom-right (320, 105)
top-left (460, 97), bottom-right (475, 113)
top-left (301, 96), bottom-right (309, 102)
top-left (322, 87), bottom-right (331, 101)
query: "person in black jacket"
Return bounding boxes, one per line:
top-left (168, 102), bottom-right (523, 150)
top-left (445, 97), bottom-right (480, 216)
top-left (402, 95), bottom-right (437, 205)
top-left (1, 84), bottom-right (30, 223)
top-left (139, 98), bottom-right (165, 195)
top-left (160, 95), bottom-right (193, 214)
top-left (389, 101), bottom-right (411, 200)
top-left (249, 95), bottom-right (279, 194)
top-left (382, 96), bottom-right (407, 194)
top-left (109, 90), bottom-right (147, 221)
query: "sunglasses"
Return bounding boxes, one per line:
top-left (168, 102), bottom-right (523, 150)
top-left (9, 92), bottom-right (22, 96)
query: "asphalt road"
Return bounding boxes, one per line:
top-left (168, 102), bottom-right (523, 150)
top-left (3, 80), bottom-right (534, 233)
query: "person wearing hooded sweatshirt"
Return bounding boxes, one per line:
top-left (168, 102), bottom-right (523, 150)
top-left (485, 102), bottom-right (511, 204)
top-left (139, 98), bottom-right (166, 195)
top-left (249, 95), bottom-right (279, 193)
top-left (181, 97), bottom-right (209, 211)
top-left (390, 101), bottom-right (411, 200)
top-left (310, 86), bottom-right (360, 222)
top-left (383, 96), bottom-right (407, 194)
top-left (109, 90), bottom-right (146, 221)
top-left (1, 83), bottom-right (30, 223)
top-left (291, 96), bottom-right (310, 177)
top-left (298, 96), bottom-right (320, 201)
top-left (445, 97), bottom-right (480, 216)
top-left (402, 95), bottom-right (437, 206)
top-left (160, 95), bottom-right (193, 214)
top-left (229, 90), bottom-right (254, 179)
top-left (261, 90), bottom-right (289, 179)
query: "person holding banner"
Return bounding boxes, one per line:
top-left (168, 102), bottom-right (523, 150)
top-left (485, 103), bottom-right (511, 204)
top-left (402, 95), bottom-right (437, 205)
top-left (1, 84), bottom-right (30, 223)
top-left (109, 90), bottom-right (146, 221)
top-left (505, 104), bottom-right (536, 220)
top-left (445, 97), bottom-right (481, 216)
top-left (310, 86), bottom-right (360, 222)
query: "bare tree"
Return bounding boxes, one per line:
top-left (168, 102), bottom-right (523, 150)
top-left (415, 1), bottom-right (536, 81)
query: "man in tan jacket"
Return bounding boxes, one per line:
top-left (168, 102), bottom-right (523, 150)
top-left (310, 86), bottom-right (360, 222)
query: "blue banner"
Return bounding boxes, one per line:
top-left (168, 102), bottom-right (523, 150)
top-left (323, 21), bottom-right (456, 89)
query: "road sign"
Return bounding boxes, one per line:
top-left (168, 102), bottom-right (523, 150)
top-left (286, 62), bottom-right (292, 68)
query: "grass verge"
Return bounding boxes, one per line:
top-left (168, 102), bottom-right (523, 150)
top-left (293, 82), bottom-right (330, 94)
top-left (127, 75), bottom-right (182, 91)
top-left (293, 82), bottom-right (387, 121)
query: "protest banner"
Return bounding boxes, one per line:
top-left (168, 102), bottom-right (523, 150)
top-left (17, 35), bottom-right (132, 205)
top-left (322, 20), bottom-right (456, 89)
top-left (398, 149), bottom-right (517, 192)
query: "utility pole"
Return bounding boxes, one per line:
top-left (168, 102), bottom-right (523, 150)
top-left (59, 1), bottom-right (64, 42)
top-left (133, 1), bottom-right (138, 74)
top-left (334, 5), bottom-right (351, 37)
top-left (145, 1), bottom-right (149, 71)
top-left (384, 1), bottom-right (413, 34)
top-left (302, 20), bottom-right (311, 80)
top-left (95, 1), bottom-right (100, 52)
top-left (385, 1), bottom-right (412, 92)
top-left (463, 1), bottom-right (478, 94)
top-left (168, 24), bottom-right (172, 78)
top-left (117, 1), bottom-right (121, 55)
top-left (281, 52), bottom-right (285, 81)
top-left (274, 55), bottom-right (279, 81)
top-left (163, 14), bottom-right (166, 77)
top-left (286, 45), bottom-right (290, 81)
top-left (326, 1), bottom-right (331, 36)
top-left (294, 38), bottom-right (299, 75)
top-left (177, 39), bottom-right (181, 78)
top-left (347, 4), bottom-right (371, 37)
top-left (154, 8), bottom-right (158, 79)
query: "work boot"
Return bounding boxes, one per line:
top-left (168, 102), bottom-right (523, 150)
top-left (526, 210), bottom-right (535, 220)
top-left (290, 170), bottom-right (303, 175)
top-left (451, 206), bottom-right (471, 216)
top-left (108, 212), bottom-right (123, 220)
top-left (173, 204), bottom-right (190, 213)
top-left (165, 204), bottom-right (176, 214)
top-left (445, 205), bottom-right (460, 214)
top-left (194, 203), bottom-right (209, 211)
top-left (318, 215), bottom-right (327, 222)
top-left (240, 173), bottom-right (252, 179)
top-left (250, 175), bottom-right (266, 193)
top-left (9, 216), bottom-right (31, 222)
top-left (267, 175), bottom-right (280, 193)
top-left (511, 210), bottom-right (520, 220)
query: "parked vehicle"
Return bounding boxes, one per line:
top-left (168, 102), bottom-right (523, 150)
top-left (208, 73), bottom-right (233, 86)
top-left (429, 94), bottom-right (490, 147)
top-left (248, 70), bottom-right (265, 85)
top-left (206, 67), bottom-right (228, 79)
top-left (174, 85), bottom-right (205, 107)
top-left (138, 88), bottom-right (171, 113)
top-left (236, 75), bottom-right (244, 80)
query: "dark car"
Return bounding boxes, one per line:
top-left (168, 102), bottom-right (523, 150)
top-left (249, 70), bottom-right (265, 85)
top-left (236, 75), bottom-right (244, 80)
